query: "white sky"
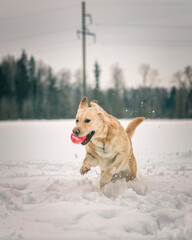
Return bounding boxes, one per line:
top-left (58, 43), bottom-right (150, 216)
top-left (0, 0), bottom-right (192, 89)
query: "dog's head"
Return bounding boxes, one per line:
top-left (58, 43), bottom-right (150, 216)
top-left (72, 97), bottom-right (104, 145)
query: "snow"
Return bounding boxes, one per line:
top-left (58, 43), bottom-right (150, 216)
top-left (0, 119), bottom-right (192, 240)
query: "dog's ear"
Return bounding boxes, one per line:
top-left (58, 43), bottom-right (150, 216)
top-left (90, 100), bottom-right (98, 104)
top-left (90, 100), bottom-right (104, 113)
top-left (79, 97), bottom-right (88, 109)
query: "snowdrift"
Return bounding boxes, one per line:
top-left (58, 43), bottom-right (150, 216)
top-left (0, 120), bottom-right (192, 240)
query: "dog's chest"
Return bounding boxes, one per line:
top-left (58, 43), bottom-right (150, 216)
top-left (90, 140), bottom-right (118, 170)
top-left (92, 140), bottom-right (113, 158)
top-left (96, 146), bottom-right (109, 158)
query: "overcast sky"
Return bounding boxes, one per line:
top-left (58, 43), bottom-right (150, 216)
top-left (0, 0), bottom-right (192, 89)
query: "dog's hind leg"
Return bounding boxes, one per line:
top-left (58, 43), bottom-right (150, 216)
top-left (129, 154), bottom-right (137, 178)
top-left (100, 170), bottom-right (113, 189)
top-left (100, 152), bottom-right (128, 189)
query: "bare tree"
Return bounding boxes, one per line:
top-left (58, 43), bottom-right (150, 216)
top-left (139, 63), bottom-right (159, 87)
top-left (74, 69), bottom-right (82, 102)
top-left (111, 64), bottom-right (124, 93)
top-left (148, 69), bottom-right (159, 87)
top-left (184, 66), bottom-right (192, 90)
top-left (109, 64), bottom-right (125, 117)
top-left (173, 70), bottom-right (187, 89)
top-left (138, 63), bottom-right (150, 87)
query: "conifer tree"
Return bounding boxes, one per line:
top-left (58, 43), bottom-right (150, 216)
top-left (15, 50), bottom-right (29, 117)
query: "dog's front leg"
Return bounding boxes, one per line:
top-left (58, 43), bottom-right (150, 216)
top-left (100, 170), bottom-right (113, 189)
top-left (100, 152), bottom-right (127, 189)
top-left (80, 153), bottom-right (98, 175)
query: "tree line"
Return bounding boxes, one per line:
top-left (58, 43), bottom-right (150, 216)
top-left (0, 50), bottom-right (191, 120)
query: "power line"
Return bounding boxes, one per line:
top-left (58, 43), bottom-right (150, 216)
top-left (88, 1), bottom-right (192, 7)
top-left (0, 26), bottom-right (77, 44)
top-left (1, 37), bottom-right (192, 57)
top-left (98, 38), bottom-right (192, 43)
top-left (0, 40), bottom-right (80, 55)
top-left (94, 23), bottom-right (192, 29)
top-left (0, 4), bottom-right (80, 22)
top-left (97, 38), bottom-right (192, 47)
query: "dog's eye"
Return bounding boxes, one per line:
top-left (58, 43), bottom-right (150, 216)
top-left (85, 119), bottom-right (91, 123)
top-left (76, 119), bottom-right (79, 123)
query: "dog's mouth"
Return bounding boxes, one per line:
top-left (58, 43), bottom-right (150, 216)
top-left (81, 131), bottom-right (95, 145)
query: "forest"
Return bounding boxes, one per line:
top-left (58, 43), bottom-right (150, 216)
top-left (0, 50), bottom-right (192, 120)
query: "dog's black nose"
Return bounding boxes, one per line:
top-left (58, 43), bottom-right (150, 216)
top-left (73, 128), bottom-right (80, 136)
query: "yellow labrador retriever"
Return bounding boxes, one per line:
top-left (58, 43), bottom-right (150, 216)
top-left (73, 97), bottom-right (144, 189)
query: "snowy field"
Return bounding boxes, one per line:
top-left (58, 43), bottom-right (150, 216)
top-left (0, 119), bottom-right (192, 240)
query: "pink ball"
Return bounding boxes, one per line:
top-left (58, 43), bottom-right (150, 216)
top-left (70, 133), bottom-right (86, 144)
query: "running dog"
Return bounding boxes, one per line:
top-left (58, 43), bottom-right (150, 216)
top-left (72, 97), bottom-right (144, 189)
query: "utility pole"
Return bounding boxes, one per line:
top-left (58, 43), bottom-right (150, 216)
top-left (94, 61), bottom-right (101, 91)
top-left (82, 1), bottom-right (86, 97)
top-left (94, 61), bottom-right (101, 100)
top-left (77, 1), bottom-right (96, 97)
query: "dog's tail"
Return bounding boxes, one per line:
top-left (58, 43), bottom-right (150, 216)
top-left (126, 117), bottom-right (145, 138)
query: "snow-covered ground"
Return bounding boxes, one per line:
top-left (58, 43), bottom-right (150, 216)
top-left (0, 119), bottom-right (192, 240)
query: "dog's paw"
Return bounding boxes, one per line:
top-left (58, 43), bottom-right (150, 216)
top-left (100, 182), bottom-right (105, 189)
top-left (80, 165), bottom-right (90, 175)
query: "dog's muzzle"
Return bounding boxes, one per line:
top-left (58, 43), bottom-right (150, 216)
top-left (73, 128), bottom-right (80, 136)
top-left (81, 131), bottom-right (95, 145)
